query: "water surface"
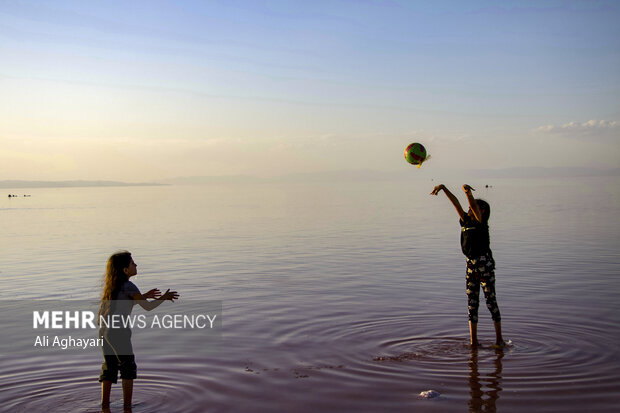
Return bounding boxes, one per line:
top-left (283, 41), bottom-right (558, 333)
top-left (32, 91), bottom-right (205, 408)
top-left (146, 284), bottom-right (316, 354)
top-left (1, 177), bottom-right (619, 412)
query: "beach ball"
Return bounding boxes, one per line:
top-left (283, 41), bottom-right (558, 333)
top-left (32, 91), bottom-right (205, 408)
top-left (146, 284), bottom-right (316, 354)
top-left (404, 143), bottom-right (427, 167)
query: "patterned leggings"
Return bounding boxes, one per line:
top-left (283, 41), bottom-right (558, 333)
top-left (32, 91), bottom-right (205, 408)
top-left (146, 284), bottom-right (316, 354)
top-left (466, 253), bottom-right (501, 323)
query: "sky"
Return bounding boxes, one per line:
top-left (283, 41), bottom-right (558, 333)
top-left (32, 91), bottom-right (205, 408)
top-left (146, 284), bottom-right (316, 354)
top-left (1, 0), bottom-right (619, 181)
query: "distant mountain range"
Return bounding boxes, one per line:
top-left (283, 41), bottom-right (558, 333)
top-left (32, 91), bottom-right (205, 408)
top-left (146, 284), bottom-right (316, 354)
top-left (0, 180), bottom-right (165, 189)
top-left (2, 167), bottom-right (618, 188)
top-left (162, 167), bottom-right (620, 184)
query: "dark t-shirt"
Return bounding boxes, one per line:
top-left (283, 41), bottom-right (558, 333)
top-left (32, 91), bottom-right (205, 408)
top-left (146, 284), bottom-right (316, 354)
top-left (113, 281), bottom-right (141, 317)
top-left (460, 216), bottom-right (491, 258)
top-left (100, 281), bottom-right (140, 356)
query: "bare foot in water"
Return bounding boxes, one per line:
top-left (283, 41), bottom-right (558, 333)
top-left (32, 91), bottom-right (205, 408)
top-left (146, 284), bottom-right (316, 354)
top-left (469, 341), bottom-right (481, 349)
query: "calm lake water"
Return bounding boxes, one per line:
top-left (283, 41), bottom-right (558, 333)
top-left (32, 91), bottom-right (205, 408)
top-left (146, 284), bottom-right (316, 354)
top-left (1, 176), bottom-right (619, 412)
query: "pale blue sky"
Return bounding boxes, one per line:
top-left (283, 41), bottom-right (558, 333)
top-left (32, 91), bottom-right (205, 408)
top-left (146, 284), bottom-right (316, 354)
top-left (1, 0), bottom-right (619, 181)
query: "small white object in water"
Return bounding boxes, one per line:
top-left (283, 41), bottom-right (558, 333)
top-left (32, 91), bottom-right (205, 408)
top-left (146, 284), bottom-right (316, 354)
top-left (419, 390), bottom-right (440, 399)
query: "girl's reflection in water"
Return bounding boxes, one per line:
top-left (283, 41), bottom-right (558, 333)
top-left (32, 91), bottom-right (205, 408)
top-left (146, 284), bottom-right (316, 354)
top-left (468, 347), bottom-right (504, 412)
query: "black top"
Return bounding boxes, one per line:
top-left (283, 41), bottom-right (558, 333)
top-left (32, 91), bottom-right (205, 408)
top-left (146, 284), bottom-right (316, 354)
top-left (460, 216), bottom-right (491, 258)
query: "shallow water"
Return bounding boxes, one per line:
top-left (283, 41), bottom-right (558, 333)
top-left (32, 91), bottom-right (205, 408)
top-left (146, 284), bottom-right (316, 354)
top-left (1, 177), bottom-right (619, 412)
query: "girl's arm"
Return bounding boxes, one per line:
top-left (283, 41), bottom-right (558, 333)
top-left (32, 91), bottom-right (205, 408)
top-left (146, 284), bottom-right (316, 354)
top-left (463, 184), bottom-right (483, 223)
top-left (132, 289), bottom-right (180, 311)
top-left (431, 184), bottom-right (466, 221)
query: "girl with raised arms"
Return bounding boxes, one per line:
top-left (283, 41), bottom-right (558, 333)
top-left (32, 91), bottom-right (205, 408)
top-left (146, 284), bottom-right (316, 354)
top-left (430, 184), bottom-right (505, 348)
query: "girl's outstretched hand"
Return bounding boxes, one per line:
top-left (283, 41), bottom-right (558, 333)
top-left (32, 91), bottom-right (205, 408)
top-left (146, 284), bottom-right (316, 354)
top-left (162, 289), bottom-right (180, 302)
top-left (430, 184), bottom-right (445, 195)
top-left (143, 288), bottom-right (161, 299)
top-left (462, 184), bottom-right (475, 193)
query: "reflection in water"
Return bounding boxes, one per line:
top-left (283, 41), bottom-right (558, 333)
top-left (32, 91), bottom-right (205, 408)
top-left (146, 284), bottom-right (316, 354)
top-left (468, 347), bottom-right (504, 413)
top-left (100, 405), bottom-right (132, 413)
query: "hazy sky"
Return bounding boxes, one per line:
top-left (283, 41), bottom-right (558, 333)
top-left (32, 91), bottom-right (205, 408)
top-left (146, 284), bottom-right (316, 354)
top-left (1, 0), bottom-right (619, 181)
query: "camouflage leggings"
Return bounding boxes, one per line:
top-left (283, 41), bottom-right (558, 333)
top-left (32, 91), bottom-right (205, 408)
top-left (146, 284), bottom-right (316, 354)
top-left (466, 253), bottom-right (501, 323)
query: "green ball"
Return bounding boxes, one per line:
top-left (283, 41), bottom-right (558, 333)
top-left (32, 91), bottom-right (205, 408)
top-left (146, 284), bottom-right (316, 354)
top-left (404, 143), bottom-right (427, 165)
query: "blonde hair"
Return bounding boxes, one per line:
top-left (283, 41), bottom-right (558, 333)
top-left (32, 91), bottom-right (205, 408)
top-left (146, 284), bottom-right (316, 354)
top-left (98, 251), bottom-right (132, 318)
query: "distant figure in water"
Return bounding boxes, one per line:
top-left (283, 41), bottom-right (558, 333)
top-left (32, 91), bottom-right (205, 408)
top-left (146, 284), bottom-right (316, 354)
top-left (430, 184), bottom-right (505, 347)
top-left (98, 251), bottom-right (179, 409)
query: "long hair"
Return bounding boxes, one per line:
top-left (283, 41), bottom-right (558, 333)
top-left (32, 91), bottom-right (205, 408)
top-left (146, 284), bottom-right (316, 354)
top-left (475, 199), bottom-right (491, 222)
top-left (99, 251), bottom-right (132, 318)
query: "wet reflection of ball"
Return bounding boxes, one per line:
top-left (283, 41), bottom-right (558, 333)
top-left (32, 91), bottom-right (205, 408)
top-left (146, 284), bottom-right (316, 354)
top-left (404, 143), bottom-right (427, 166)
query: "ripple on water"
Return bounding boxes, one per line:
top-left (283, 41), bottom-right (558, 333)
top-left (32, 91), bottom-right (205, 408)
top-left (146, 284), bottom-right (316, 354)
top-left (1, 310), bottom-right (619, 412)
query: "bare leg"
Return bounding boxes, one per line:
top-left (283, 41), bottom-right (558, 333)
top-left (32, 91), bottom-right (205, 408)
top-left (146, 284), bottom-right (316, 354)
top-left (101, 380), bottom-right (112, 408)
top-left (494, 321), bottom-right (505, 346)
top-left (469, 321), bottom-right (479, 347)
top-left (122, 379), bottom-right (133, 409)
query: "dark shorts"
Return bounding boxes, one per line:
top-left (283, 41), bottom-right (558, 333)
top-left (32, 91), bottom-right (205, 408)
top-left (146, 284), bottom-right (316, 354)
top-left (465, 253), bottom-right (501, 323)
top-left (99, 354), bottom-right (137, 383)
top-left (98, 328), bottom-right (137, 383)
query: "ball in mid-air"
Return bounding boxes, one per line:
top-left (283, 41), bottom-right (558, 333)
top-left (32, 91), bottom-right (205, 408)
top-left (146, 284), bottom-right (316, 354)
top-left (404, 143), bottom-right (427, 166)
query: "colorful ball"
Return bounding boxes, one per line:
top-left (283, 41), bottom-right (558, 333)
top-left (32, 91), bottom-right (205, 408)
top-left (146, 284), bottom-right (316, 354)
top-left (404, 143), bottom-right (427, 165)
